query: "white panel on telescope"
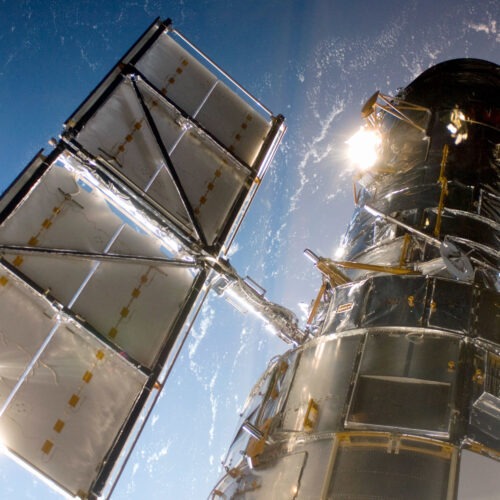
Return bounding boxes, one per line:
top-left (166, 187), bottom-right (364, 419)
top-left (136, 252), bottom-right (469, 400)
top-left (194, 80), bottom-right (272, 167)
top-left (72, 79), bottom-right (189, 231)
top-left (0, 321), bottom-right (146, 497)
top-left (0, 148), bottom-right (204, 496)
top-left (0, 153), bottom-right (201, 368)
top-left (71, 259), bottom-right (196, 368)
top-left (65, 23), bottom-right (285, 251)
top-left (0, 265), bottom-right (58, 407)
top-left (167, 129), bottom-right (248, 244)
top-left (134, 31), bottom-right (218, 118)
top-left (134, 31), bottom-right (272, 167)
top-left (0, 161), bottom-right (121, 303)
top-left (74, 77), bottom-right (251, 245)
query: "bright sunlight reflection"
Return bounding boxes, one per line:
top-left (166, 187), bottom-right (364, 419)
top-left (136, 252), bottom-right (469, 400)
top-left (346, 127), bottom-right (382, 170)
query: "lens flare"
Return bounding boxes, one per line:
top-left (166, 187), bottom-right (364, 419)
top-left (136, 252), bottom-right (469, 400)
top-left (346, 127), bottom-right (382, 170)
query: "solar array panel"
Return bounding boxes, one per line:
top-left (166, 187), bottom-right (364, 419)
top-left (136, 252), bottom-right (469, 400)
top-left (0, 18), bottom-right (284, 498)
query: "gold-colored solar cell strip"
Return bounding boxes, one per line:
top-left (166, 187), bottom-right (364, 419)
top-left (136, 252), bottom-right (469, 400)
top-left (42, 344), bottom-right (107, 455)
top-left (114, 119), bottom-right (145, 158)
top-left (41, 439), bottom-right (54, 455)
top-left (192, 113), bottom-right (256, 217)
top-left (14, 196), bottom-right (70, 269)
top-left (106, 267), bottom-right (153, 341)
top-left (161, 58), bottom-right (189, 95)
top-left (68, 394), bottom-right (80, 407)
top-left (116, 59), bottom-right (189, 156)
top-left (53, 419), bottom-right (65, 433)
top-left (12, 256), bottom-right (23, 268)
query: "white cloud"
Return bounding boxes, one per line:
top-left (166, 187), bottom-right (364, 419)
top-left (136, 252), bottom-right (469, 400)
top-left (468, 20), bottom-right (497, 35)
top-left (208, 370), bottom-right (219, 446)
top-left (132, 462), bottom-right (140, 477)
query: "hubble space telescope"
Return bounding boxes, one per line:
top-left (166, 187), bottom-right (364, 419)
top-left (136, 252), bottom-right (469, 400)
top-left (211, 57), bottom-right (500, 499)
top-left (0, 17), bottom-right (498, 500)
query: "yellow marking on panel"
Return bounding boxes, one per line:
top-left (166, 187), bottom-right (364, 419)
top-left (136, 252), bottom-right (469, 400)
top-left (114, 119), bottom-right (145, 157)
top-left (192, 144), bottom-right (235, 216)
top-left (303, 398), bottom-right (319, 432)
top-left (41, 440), bottom-right (54, 455)
top-left (0, 276), bottom-right (9, 286)
top-left (68, 394), bottom-right (80, 407)
top-left (107, 268), bottom-right (154, 350)
top-left (82, 371), bottom-right (93, 383)
top-left (161, 59), bottom-right (188, 95)
top-left (337, 302), bottom-right (354, 314)
top-left (27, 195), bottom-right (71, 252)
top-left (53, 419), bottom-right (65, 433)
top-left (96, 350), bottom-right (105, 360)
top-left (13, 256), bottom-right (23, 267)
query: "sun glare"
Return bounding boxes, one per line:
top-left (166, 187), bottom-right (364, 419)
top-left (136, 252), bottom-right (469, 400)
top-left (346, 127), bottom-right (382, 170)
